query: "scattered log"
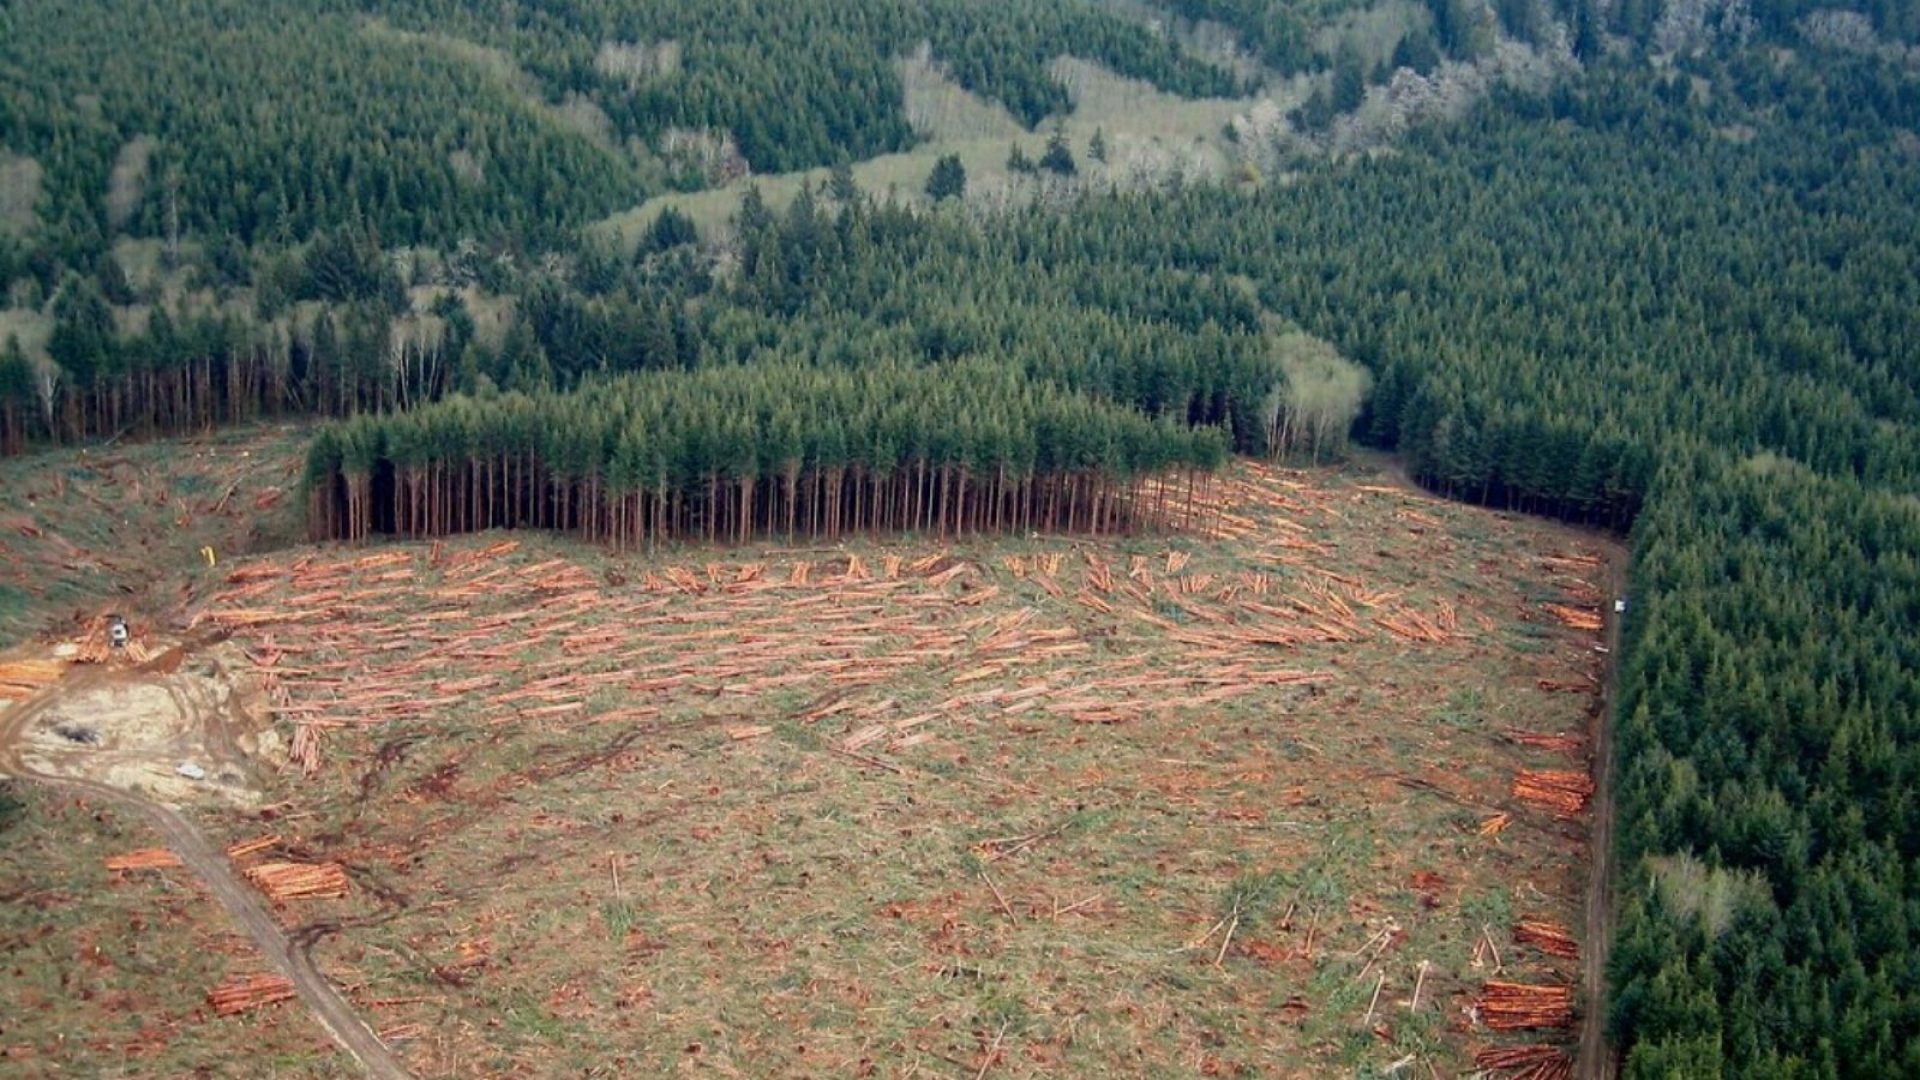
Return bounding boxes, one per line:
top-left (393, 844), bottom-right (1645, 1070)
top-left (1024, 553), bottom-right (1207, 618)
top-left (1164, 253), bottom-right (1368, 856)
top-left (1505, 731), bottom-right (1586, 759)
top-left (106, 848), bottom-right (182, 872)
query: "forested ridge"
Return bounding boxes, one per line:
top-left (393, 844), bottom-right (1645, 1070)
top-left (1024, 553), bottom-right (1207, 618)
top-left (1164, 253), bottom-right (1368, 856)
top-left (3, 0), bottom-right (1920, 1075)
top-left (0, 0), bottom-right (1237, 273)
top-left (1119, 55), bottom-right (1920, 1076)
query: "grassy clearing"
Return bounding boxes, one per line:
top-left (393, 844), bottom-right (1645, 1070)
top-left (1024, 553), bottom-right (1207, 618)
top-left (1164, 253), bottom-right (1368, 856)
top-left (1312, 0), bottom-right (1429, 70)
top-left (0, 307), bottom-right (50, 357)
top-left (594, 54), bottom-right (1265, 250)
top-left (150, 450), bottom-right (1617, 1077)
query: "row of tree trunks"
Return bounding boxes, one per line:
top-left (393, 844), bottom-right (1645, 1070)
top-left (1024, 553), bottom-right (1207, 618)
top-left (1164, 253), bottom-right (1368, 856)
top-left (4, 344), bottom-right (450, 455)
top-left (312, 459), bottom-right (1220, 545)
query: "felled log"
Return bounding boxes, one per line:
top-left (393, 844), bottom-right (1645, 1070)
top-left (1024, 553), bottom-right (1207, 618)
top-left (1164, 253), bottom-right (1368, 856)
top-left (106, 848), bottom-right (182, 871)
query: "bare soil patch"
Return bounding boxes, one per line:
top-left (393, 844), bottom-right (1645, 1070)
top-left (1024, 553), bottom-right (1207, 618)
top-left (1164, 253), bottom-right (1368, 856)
top-left (3, 641), bottom-right (286, 807)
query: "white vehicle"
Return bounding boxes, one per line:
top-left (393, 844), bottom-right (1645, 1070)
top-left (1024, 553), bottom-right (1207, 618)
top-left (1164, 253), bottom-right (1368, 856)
top-left (175, 761), bottom-right (207, 780)
top-left (1613, 599), bottom-right (1627, 614)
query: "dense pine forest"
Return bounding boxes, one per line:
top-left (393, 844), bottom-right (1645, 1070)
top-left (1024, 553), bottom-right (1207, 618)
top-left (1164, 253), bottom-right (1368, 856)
top-left (0, 0), bottom-right (1236, 271)
top-left (6, 0), bottom-right (1920, 1076)
top-left (304, 361), bottom-right (1228, 544)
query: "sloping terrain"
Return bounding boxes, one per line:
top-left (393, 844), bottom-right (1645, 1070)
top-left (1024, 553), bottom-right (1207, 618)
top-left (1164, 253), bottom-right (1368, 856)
top-left (0, 444), bottom-right (1613, 1077)
top-left (0, 424), bottom-right (305, 650)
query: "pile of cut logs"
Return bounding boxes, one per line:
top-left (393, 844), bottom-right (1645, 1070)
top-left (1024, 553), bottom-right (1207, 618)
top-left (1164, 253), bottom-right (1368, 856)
top-left (243, 861), bottom-right (349, 901)
top-left (207, 973), bottom-right (295, 1016)
top-left (0, 659), bottom-right (64, 702)
top-left (1514, 919), bottom-right (1579, 960)
top-left (1477, 982), bottom-right (1575, 1030)
top-left (1512, 770), bottom-right (1595, 815)
top-left (1474, 1044), bottom-right (1571, 1079)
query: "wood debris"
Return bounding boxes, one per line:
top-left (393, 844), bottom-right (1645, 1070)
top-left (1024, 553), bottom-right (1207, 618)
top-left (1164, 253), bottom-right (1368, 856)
top-left (1474, 1045), bottom-right (1571, 1080)
top-left (106, 848), bottom-right (182, 872)
top-left (207, 973), bottom-right (296, 1016)
top-left (1512, 770), bottom-right (1595, 816)
top-left (291, 722), bottom-right (321, 776)
top-left (1476, 982), bottom-right (1575, 1031)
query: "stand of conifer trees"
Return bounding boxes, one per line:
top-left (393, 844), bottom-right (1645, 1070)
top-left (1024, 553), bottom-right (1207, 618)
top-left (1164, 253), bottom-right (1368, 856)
top-left (0, 303), bottom-right (451, 452)
top-left (304, 361), bottom-right (1228, 546)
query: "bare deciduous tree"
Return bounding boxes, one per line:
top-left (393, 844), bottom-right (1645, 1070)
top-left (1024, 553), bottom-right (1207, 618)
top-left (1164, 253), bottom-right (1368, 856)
top-left (1264, 329), bottom-right (1372, 463)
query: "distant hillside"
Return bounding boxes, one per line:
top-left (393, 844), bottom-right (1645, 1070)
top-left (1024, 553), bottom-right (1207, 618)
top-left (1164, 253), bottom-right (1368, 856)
top-left (0, 0), bottom-right (1236, 275)
top-left (5, 0), bottom-right (1911, 292)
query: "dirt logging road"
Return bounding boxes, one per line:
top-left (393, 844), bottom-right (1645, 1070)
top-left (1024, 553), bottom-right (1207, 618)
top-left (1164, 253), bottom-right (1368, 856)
top-left (0, 722), bottom-right (413, 1079)
top-left (1577, 558), bottom-right (1627, 1080)
top-left (31, 776), bottom-right (413, 1078)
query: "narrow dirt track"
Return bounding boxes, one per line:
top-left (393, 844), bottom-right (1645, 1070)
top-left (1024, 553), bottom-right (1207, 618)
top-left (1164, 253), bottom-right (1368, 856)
top-left (1577, 559), bottom-right (1626, 1080)
top-left (0, 699), bottom-right (413, 1079)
